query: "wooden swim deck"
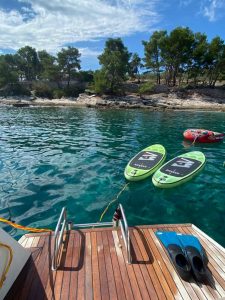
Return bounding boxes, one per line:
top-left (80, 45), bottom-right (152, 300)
top-left (5, 223), bottom-right (225, 300)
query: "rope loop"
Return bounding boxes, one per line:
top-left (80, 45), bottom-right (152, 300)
top-left (0, 242), bottom-right (13, 288)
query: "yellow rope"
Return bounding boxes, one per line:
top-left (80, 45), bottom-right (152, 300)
top-left (98, 182), bottom-right (129, 223)
top-left (0, 242), bottom-right (13, 288)
top-left (0, 217), bottom-right (52, 233)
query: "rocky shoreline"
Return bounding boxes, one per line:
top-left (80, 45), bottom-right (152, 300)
top-left (0, 88), bottom-right (225, 112)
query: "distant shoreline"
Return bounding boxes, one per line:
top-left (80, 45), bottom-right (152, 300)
top-left (1, 89), bottom-right (225, 112)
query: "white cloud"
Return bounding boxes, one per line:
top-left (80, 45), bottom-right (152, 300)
top-left (201, 0), bottom-right (225, 21)
top-left (179, 0), bottom-right (193, 7)
top-left (79, 48), bottom-right (101, 58)
top-left (0, 0), bottom-right (160, 54)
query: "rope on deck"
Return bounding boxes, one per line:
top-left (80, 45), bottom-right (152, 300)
top-left (0, 242), bottom-right (13, 288)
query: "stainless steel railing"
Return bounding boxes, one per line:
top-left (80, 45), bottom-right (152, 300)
top-left (52, 203), bottom-right (131, 270)
top-left (73, 222), bottom-right (113, 228)
top-left (118, 204), bottom-right (131, 264)
top-left (52, 207), bottom-right (67, 271)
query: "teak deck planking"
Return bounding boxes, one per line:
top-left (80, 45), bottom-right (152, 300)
top-left (5, 224), bottom-right (225, 300)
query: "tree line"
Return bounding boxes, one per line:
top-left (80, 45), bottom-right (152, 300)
top-left (0, 26), bottom-right (225, 98)
top-left (0, 45), bottom-right (91, 98)
top-left (143, 27), bottom-right (225, 87)
top-left (0, 45), bottom-right (83, 85)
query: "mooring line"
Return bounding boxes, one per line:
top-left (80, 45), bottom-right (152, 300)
top-left (0, 217), bottom-right (52, 233)
top-left (98, 182), bottom-right (130, 223)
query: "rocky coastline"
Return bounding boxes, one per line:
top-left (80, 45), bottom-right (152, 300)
top-left (0, 88), bottom-right (225, 112)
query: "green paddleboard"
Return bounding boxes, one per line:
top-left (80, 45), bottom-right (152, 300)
top-left (124, 144), bottom-right (166, 181)
top-left (152, 151), bottom-right (206, 188)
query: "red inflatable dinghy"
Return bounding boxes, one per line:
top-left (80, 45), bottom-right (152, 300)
top-left (183, 129), bottom-right (224, 143)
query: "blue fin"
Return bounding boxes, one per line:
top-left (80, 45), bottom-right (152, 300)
top-left (156, 231), bottom-right (183, 248)
top-left (176, 233), bottom-right (203, 254)
top-left (176, 233), bottom-right (207, 281)
top-left (155, 231), bottom-right (192, 280)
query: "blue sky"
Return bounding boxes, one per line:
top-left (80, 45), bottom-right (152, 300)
top-left (0, 0), bottom-right (225, 70)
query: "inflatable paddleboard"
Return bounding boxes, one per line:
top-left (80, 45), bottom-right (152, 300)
top-left (152, 151), bottom-right (205, 188)
top-left (124, 144), bottom-right (166, 181)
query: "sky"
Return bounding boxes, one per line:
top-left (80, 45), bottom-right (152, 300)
top-left (0, 0), bottom-right (225, 70)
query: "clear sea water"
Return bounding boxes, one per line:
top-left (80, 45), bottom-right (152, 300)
top-left (0, 107), bottom-right (224, 246)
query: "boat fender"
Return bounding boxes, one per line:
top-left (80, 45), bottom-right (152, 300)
top-left (113, 207), bottom-right (122, 223)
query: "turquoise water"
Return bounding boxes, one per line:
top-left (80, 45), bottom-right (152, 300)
top-left (0, 107), bottom-right (225, 246)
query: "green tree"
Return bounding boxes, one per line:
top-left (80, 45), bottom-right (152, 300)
top-left (38, 50), bottom-right (61, 85)
top-left (143, 31), bottom-right (167, 84)
top-left (17, 46), bottom-right (40, 80)
top-left (189, 32), bottom-right (208, 85)
top-left (57, 46), bottom-right (81, 87)
top-left (76, 70), bottom-right (93, 83)
top-left (129, 53), bottom-right (142, 81)
top-left (0, 55), bottom-right (18, 87)
top-left (93, 70), bottom-right (108, 94)
top-left (205, 37), bottom-right (225, 86)
top-left (96, 38), bottom-right (131, 94)
top-left (161, 27), bottom-right (195, 86)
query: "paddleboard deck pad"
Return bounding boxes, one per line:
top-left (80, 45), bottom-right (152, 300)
top-left (152, 151), bottom-right (205, 188)
top-left (124, 144), bottom-right (166, 181)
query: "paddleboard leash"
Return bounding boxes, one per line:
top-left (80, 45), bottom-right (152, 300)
top-left (98, 182), bottom-right (130, 223)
